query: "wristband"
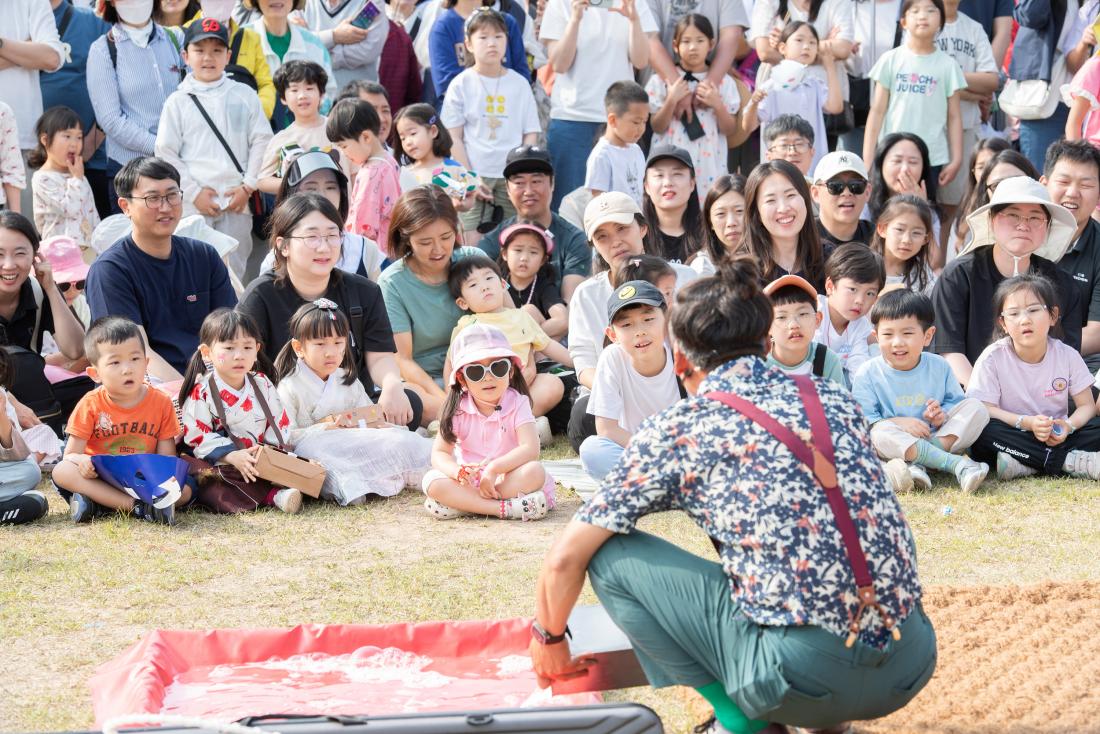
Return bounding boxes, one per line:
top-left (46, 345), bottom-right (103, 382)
top-left (1067, 422), bottom-right (1076, 435)
top-left (1014, 415), bottom-right (1025, 431)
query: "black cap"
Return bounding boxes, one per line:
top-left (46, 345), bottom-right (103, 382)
top-left (646, 143), bottom-right (695, 175)
top-left (183, 17), bottom-right (231, 48)
top-left (607, 280), bottom-right (666, 321)
top-left (503, 145), bottom-right (553, 179)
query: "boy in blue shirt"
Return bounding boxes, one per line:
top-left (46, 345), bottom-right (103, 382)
top-left (853, 289), bottom-right (991, 494)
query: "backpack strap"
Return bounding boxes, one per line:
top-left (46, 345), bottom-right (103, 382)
top-left (676, 376), bottom-right (688, 400)
top-left (28, 278), bottom-right (44, 355)
top-left (106, 30), bottom-right (117, 69)
top-left (246, 373), bottom-right (286, 450)
top-left (188, 93), bottom-right (245, 174)
top-left (207, 375), bottom-right (246, 451)
top-left (229, 26), bottom-right (244, 65)
top-left (704, 375), bottom-right (901, 647)
top-left (342, 275), bottom-right (366, 368)
top-left (812, 342), bottom-right (827, 378)
top-left (57, 1), bottom-right (75, 39)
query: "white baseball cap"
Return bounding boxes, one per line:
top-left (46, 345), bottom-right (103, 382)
top-left (813, 151), bottom-right (868, 184)
top-left (583, 192), bottom-right (641, 241)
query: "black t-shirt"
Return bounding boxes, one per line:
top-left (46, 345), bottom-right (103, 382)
top-left (1057, 218), bottom-right (1100, 327)
top-left (655, 230), bottom-right (688, 264)
top-left (505, 265), bottom-right (564, 319)
top-left (0, 280), bottom-right (54, 352)
top-left (931, 246), bottom-right (1083, 366)
top-left (816, 218), bottom-right (875, 249)
top-left (237, 270), bottom-right (397, 394)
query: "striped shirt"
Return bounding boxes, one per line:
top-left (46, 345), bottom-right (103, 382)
top-left (87, 24), bottom-right (184, 166)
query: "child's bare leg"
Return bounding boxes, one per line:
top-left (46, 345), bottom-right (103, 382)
top-left (938, 435), bottom-right (958, 452)
top-left (52, 462), bottom-right (134, 511)
top-left (495, 461), bottom-right (547, 498)
top-left (527, 373), bottom-right (564, 417)
top-left (426, 476), bottom-right (508, 516)
top-left (175, 485), bottom-right (193, 507)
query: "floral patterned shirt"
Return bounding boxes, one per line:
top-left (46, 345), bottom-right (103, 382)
top-left (576, 356), bottom-right (923, 648)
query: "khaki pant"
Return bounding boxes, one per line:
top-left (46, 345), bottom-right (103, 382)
top-left (870, 398), bottom-right (989, 460)
top-left (937, 127), bottom-right (981, 207)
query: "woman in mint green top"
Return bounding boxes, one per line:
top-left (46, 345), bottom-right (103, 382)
top-left (379, 187), bottom-right (482, 423)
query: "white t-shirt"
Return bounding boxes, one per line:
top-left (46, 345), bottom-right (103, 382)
top-left (847, 0), bottom-right (902, 78)
top-left (0, 1), bottom-right (65, 149)
top-left (539, 0), bottom-right (659, 122)
top-left (814, 293), bottom-right (873, 380)
top-left (646, 0), bottom-right (749, 55)
top-left (585, 138), bottom-right (646, 204)
top-left (440, 68), bottom-right (541, 178)
top-left (588, 343), bottom-right (681, 433)
top-left (927, 12), bottom-right (997, 130)
top-left (748, 0), bottom-right (853, 99)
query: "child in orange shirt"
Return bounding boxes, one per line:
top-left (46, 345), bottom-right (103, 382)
top-left (52, 316), bottom-right (189, 525)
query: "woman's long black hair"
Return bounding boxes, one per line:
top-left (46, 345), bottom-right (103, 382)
top-left (642, 167), bottom-right (708, 264)
top-left (868, 132), bottom-right (936, 221)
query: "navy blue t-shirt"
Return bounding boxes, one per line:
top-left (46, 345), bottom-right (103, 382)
top-left (958, 0), bottom-right (1013, 39)
top-left (86, 236), bottom-right (237, 373)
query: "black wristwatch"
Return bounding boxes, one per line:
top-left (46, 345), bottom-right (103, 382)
top-left (531, 621), bottom-right (570, 645)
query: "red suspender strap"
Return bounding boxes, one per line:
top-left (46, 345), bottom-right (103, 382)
top-left (705, 374), bottom-right (900, 646)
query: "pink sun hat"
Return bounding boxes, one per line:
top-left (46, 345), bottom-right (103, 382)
top-left (39, 236), bottom-right (90, 284)
top-left (448, 324), bottom-right (522, 386)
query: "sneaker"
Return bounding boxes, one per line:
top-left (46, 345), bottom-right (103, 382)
top-left (70, 493), bottom-right (104, 523)
top-left (883, 459), bottom-right (913, 494)
top-left (0, 490), bottom-right (48, 525)
top-left (909, 464), bottom-right (932, 492)
top-left (424, 497), bottom-right (470, 520)
top-left (133, 499), bottom-right (176, 526)
top-left (273, 488), bottom-right (303, 514)
top-left (535, 416), bottom-right (552, 448)
top-left (954, 457), bottom-right (989, 493)
top-left (502, 491), bottom-right (549, 521)
top-left (427, 420), bottom-right (440, 437)
top-left (1063, 449), bottom-right (1100, 480)
top-left (996, 451), bottom-right (1038, 481)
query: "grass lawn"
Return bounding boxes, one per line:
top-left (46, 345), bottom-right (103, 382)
top-left (2, 438), bottom-right (1099, 733)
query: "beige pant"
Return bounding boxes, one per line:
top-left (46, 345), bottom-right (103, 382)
top-left (870, 397), bottom-right (989, 460)
top-left (937, 126), bottom-right (981, 207)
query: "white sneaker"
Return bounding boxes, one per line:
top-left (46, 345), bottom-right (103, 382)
top-left (996, 451), bottom-right (1038, 481)
top-left (424, 497), bottom-right (470, 520)
top-left (503, 491), bottom-right (549, 521)
top-left (909, 464), bottom-right (932, 492)
top-left (954, 458), bottom-right (989, 494)
top-left (1063, 450), bottom-right (1100, 479)
top-left (273, 487), bottom-right (303, 514)
top-left (883, 459), bottom-right (914, 494)
top-left (535, 416), bottom-right (552, 448)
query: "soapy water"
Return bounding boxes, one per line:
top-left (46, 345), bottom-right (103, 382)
top-left (160, 646), bottom-right (565, 721)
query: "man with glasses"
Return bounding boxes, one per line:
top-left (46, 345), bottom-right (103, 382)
top-left (86, 157), bottom-right (236, 381)
top-left (475, 145), bottom-right (591, 302)
top-left (762, 115), bottom-right (817, 178)
top-left (810, 152), bottom-right (875, 248)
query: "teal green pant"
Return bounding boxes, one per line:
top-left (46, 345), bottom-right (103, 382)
top-left (587, 531), bottom-right (937, 729)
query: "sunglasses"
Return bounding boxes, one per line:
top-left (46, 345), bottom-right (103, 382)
top-left (462, 358), bottom-right (512, 382)
top-left (58, 280), bottom-right (86, 293)
top-left (823, 180), bottom-right (868, 196)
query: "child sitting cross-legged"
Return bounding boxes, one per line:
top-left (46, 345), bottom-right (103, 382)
top-left (53, 317), bottom-right (191, 525)
top-left (446, 255), bottom-right (572, 434)
top-left (422, 324), bottom-right (554, 521)
top-left (853, 290), bottom-right (991, 494)
top-left (763, 274), bottom-right (845, 387)
top-left (579, 280), bottom-right (685, 481)
top-left (815, 243), bottom-right (886, 385)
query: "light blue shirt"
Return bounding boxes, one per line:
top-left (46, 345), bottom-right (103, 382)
top-left (852, 352), bottom-right (965, 424)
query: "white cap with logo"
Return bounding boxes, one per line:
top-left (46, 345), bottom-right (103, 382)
top-left (813, 151), bottom-right (868, 184)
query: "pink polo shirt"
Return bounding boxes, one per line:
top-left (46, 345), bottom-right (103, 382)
top-left (452, 387), bottom-right (533, 465)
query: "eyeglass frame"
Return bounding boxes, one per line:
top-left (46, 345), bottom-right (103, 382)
top-left (286, 233), bottom-right (344, 250)
top-left (1000, 304), bottom-right (1050, 322)
top-left (461, 358), bottom-right (512, 382)
top-left (125, 190), bottom-right (184, 209)
top-left (767, 139), bottom-right (812, 155)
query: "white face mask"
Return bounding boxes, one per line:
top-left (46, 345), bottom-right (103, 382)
top-left (114, 0), bottom-right (153, 25)
top-left (201, 0), bottom-right (236, 22)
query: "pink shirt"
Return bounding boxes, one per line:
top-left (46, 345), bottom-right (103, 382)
top-left (967, 337), bottom-right (1093, 419)
top-left (1066, 57), bottom-right (1100, 147)
top-left (451, 387), bottom-right (534, 465)
top-left (348, 153), bottom-right (400, 255)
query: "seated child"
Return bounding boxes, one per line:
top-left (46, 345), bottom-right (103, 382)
top-left (446, 255), bottom-right (572, 425)
top-left (498, 222), bottom-right (567, 340)
top-left (180, 309), bottom-right (304, 514)
top-left (580, 280), bottom-right (685, 481)
top-left (0, 350), bottom-right (56, 526)
top-left (763, 274), bottom-right (845, 387)
top-left (967, 274), bottom-right (1100, 480)
top-left (53, 317), bottom-right (191, 524)
top-left (275, 299), bottom-right (431, 505)
top-left (422, 324), bottom-right (553, 521)
top-left (815, 243), bottom-right (885, 384)
top-left (585, 80), bottom-right (648, 204)
top-left (853, 290), bottom-right (990, 494)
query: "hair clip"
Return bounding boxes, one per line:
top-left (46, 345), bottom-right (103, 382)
top-left (312, 298), bottom-right (339, 321)
top-left (428, 115), bottom-right (438, 125)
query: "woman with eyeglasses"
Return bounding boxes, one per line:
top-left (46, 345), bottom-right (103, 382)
top-left (931, 176), bottom-right (1082, 390)
top-left (377, 186), bottom-right (486, 425)
top-left (238, 192), bottom-right (421, 429)
top-left (950, 149), bottom-right (1039, 264)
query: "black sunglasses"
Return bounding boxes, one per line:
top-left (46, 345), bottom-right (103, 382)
top-left (462, 358), bottom-right (512, 382)
top-left (58, 280), bottom-right (86, 293)
top-left (824, 180), bottom-right (868, 196)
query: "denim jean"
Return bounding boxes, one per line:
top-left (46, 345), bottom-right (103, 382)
top-left (547, 118), bottom-right (602, 212)
top-left (1018, 103), bottom-right (1070, 174)
top-left (579, 434), bottom-right (624, 481)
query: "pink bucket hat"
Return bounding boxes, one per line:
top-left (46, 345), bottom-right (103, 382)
top-left (448, 324), bottom-right (522, 386)
top-left (39, 236), bottom-right (89, 283)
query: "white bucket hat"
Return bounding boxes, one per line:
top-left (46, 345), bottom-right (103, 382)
top-left (958, 176), bottom-right (1077, 263)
